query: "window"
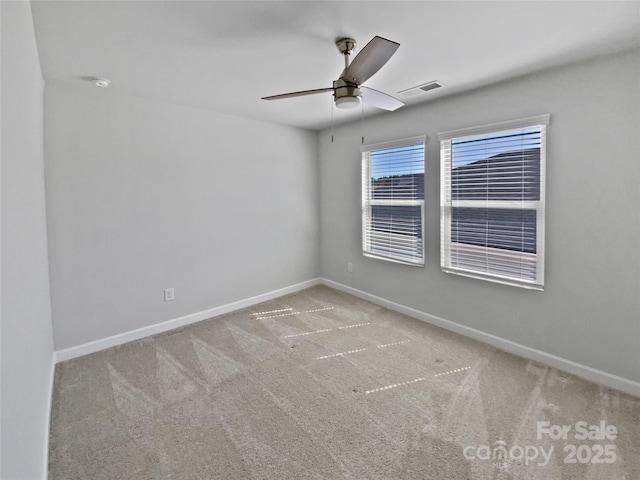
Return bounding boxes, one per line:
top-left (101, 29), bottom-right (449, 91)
top-left (361, 136), bottom-right (426, 266)
top-left (439, 115), bottom-right (549, 289)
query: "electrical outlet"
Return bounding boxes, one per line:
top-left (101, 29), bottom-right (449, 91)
top-left (164, 288), bottom-right (175, 302)
top-left (347, 262), bottom-right (353, 273)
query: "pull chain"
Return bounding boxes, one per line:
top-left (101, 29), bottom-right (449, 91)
top-left (331, 97), bottom-right (335, 143)
top-left (361, 97), bottom-right (365, 145)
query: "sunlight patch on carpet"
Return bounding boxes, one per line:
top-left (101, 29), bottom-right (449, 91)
top-left (282, 328), bottom-right (333, 339)
top-left (251, 307), bottom-right (334, 320)
top-left (316, 348), bottom-right (369, 360)
top-left (366, 366), bottom-right (472, 394)
top-left (316, 340), bottom-right (412, 360)
top-left (337, 322), bottom-right (371, 330)
top-left (434, 366), bottom-right (472, 378)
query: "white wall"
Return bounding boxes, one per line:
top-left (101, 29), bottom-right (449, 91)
top-left (0, 1), bottom-right (56, 478)
top-left (319, 49), bottom-right (640, 386)
top-left (44, 84), bottom-right (319, 351)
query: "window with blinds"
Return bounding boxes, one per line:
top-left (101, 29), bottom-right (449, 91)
top-left (439, 115), bottom-right (549, 289)
top-left (361, 136), bottom-right (425, 266)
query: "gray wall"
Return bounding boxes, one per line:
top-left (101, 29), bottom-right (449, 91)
top-left (0, 1), bottom-right (56, 478)
top-left (44, 85), bottom-right (319, 350)
top-left (3, 6), bottom-right (637, 475)
top-left (319, 49), bottom-right (640, 383)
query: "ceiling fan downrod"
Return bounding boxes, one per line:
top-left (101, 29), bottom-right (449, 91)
top-left (336, 37), bottom-right (357, 69)
top-left (334, 37), bottom-right (361, 108)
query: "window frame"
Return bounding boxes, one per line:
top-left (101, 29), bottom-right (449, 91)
top-left (438, 115), bottom-right (549, 289)
top-left (361, 136), bottom-right (426, 267)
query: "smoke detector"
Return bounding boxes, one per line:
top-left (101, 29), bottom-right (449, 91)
top-left (86, 77), bottom-right (110, 88)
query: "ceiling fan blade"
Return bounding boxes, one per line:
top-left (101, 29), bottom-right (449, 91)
top-left (343, 36), bottom-right (400, 85)
top-left (361, 86), bottom-right (404, 111)
top-left (262, 87), bottom-right (333, 101)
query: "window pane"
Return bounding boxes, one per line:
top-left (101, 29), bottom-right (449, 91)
top-left (452, 128), bottom-right (541, 201)
top-left (371, 205), bottom-right (423, 238)
top-left (370, 143), bottom-right (424, 200)
top-left (367, 205), bottom-right (423, 261)
top-left (372, 173), bottom-right (424, 200)
top-left (451, 207), bottom-right (536, 254)
top-left (371, 144), bottom-right (424, 176)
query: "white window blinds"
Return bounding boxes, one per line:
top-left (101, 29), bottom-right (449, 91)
top-left (439, 115), bottom-right (549, 289)
top-left (361, 136), bottom-right (425, 266)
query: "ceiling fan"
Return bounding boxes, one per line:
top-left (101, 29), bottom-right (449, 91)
top-left (262, 36), bottom-right (404, 111)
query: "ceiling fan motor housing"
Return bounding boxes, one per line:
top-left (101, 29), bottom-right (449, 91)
top-left (333, 77), bottom-right (361, 108)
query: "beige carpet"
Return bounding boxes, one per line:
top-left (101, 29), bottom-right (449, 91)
top-left (49, 285), bottom-right (640, 479)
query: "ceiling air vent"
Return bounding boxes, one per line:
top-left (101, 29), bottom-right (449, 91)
top-left (398, 81), bottom-right (443, 97)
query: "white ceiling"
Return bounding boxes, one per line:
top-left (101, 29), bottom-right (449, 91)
top-left (31, 1), bottom-right (640, 131)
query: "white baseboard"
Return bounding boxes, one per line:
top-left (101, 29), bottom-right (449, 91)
top-left (53, 276), bottom-right (639, 397)
top-left (54, 278), bottom-right (321, 363)
top-left (319, 278), bottom-right (640, 398)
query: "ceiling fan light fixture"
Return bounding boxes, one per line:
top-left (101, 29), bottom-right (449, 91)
top-left (335, 95), bottom-right (361, 109)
